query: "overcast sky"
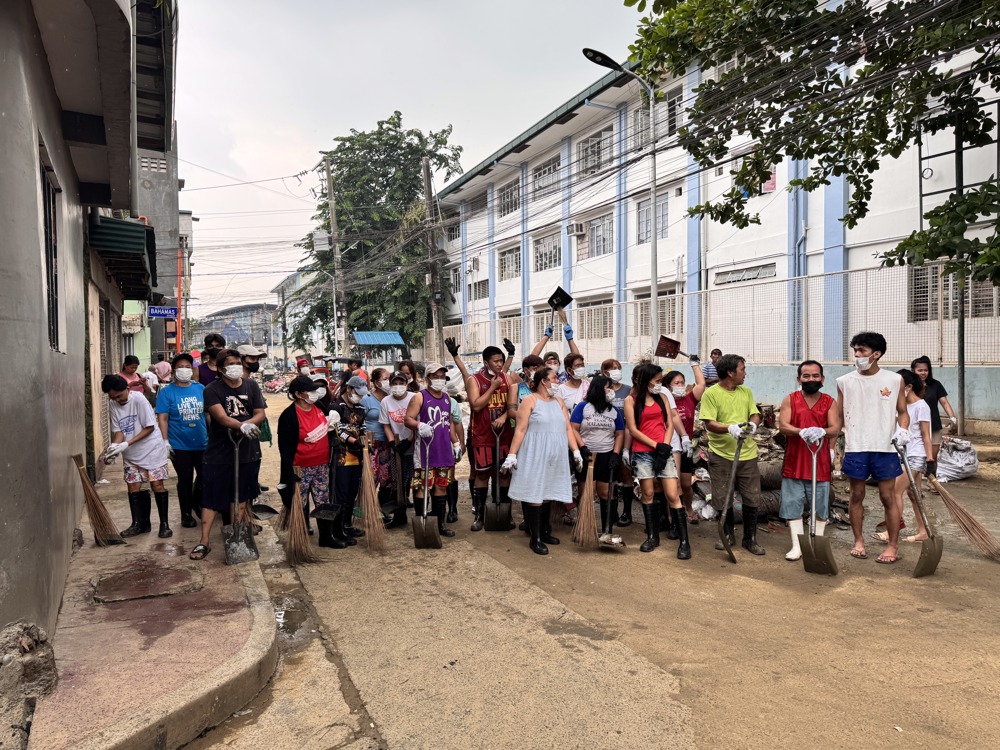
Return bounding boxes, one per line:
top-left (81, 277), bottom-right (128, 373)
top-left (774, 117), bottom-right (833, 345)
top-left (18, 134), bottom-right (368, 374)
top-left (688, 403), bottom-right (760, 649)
top-left (178, 0), bottom-right (640, 318)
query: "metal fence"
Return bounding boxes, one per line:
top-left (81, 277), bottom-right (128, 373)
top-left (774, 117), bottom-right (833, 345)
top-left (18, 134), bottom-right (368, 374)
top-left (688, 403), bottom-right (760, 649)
top-left (433, 265), bottom-right (1000, 367)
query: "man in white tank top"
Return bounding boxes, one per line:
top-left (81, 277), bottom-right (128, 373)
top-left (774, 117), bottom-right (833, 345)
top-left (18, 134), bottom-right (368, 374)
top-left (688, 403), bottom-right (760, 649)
top-left (836, 332), bottom-right (910, 564)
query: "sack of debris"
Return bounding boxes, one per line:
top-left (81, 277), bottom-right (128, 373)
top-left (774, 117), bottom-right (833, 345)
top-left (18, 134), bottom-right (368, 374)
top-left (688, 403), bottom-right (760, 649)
top-left (936, 438), bottom-right (979, 482)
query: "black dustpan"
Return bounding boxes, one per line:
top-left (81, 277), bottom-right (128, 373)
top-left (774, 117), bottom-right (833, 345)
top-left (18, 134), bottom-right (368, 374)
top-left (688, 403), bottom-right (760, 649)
top-left (547, 286), bottom-right (573, 311)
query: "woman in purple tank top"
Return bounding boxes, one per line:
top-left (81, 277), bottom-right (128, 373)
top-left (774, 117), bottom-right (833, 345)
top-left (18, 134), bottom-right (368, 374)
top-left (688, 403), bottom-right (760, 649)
top-left (404, 364), bottom-right (461, 539)
top-left (194, 333), bottom-right (225, 384)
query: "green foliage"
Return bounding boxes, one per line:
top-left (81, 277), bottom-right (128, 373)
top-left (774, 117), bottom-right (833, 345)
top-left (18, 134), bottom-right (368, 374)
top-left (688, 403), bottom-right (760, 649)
top-left (285, 112), bottom-right (463, 352)
top-left (626, 0), bottom-right (1000, 277)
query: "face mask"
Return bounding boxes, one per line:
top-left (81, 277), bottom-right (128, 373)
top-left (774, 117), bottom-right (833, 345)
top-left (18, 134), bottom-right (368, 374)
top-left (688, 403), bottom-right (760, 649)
top-left (546, 361), bottom-right (559, 369)
top-left (608, 369), bottom-right (622, 383)
top-left (546, 385), bottom-right (558, 397)
top-left (801, 381), bottom-right (822, 395)
top-left (245, 361), bottom-right (260, 373)
top-left (406, 377), bottom-right (414, 384)
top-left (306, 390), bottom-right (323, 403)
top-left (224, 365), bottom-right (243, 380)
top-left (205, 347), bottom-right (220, 360)
top-left (390, 385), bottom-right (407, 398)
top-left (174, 368), bottom-right (193, 383)
top-left (430, 379), bottom-right (447, 392)
top-left (523, 369), bottom-right (535, 382)
top-left (573, 367), bottom-right (586, 380)
top-left (299, 366), bottom-right (311, 375)
top-left (671, 386), bottom-right (687, 398)
top-left (605, 390), bottom-right (616, 401)
top-left (348, 393), bottom-right (362, 405)
top-left (651, 384), bottom-right (663, 395)
top-left (378, 380), bottom-right (391, 393)
top-left (855, 356), bottom-right (874, 372)
top-left (316, 388), bottom-right (327, 399)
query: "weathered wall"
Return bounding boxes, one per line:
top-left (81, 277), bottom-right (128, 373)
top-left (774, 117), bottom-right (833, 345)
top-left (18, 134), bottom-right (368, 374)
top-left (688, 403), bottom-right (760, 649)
top-left (138, 143), bottom-right (180, 357)
top-left (0, 0), bottom-right (87, 633)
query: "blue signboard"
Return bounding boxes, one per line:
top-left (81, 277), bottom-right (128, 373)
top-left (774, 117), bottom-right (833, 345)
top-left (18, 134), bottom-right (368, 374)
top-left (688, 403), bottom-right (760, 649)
top-left (148, 306), bottom-right (178, 318)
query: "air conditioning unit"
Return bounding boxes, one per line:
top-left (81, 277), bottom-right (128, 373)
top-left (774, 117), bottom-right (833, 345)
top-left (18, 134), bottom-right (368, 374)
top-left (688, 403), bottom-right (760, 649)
top-left (566, 222), bottom-right (586, 236)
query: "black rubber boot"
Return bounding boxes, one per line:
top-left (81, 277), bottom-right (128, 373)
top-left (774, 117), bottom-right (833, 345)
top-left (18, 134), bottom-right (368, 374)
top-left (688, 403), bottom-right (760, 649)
top-left (343, 498), bottom-right (365, 538)
top-left (120, 492), bottom-right (145, 537)
top-left (599, 499), bottom-right (610, 534)
top-left (333, 508), bottom-right (356, 546)
top-left (520, 502), bottom-right (530, 534)
top-left (434, 497), bottom-right (456, 537)
top-left (305, 514), bottom-right (315, 536)
top-left (618, 485), bottom-right (634, 526)
top-left (318, 518), bottom-right (346, 549)
top-left (663, 495), bottom-right (679, 540)
top-left (388, 496), bottom-right (408, 528)
top-left (741, 505), bottom-right (766, 556)
top-left (525, 504), bottom-right (548, 555)
top-left (640, 503), bottom-right (660, 552)
top-left (672, 507), bottom-right (691, 560)
top-left (135, 490), bottom-right (153, 534)
top-left (154, 491), bottom-right (172, 538)
top-left (413, 493), bottom-right (426, 520)
top-left (446, 482), bottom-right (458, 523)
top-left (377, 487), bottom-right (397, 520)
top-left (541, 503), bottom-right (561, 545)
top-left (470, 487), bottom-right (486, 531)
top-left (715, 507), bottom-right (737, 550)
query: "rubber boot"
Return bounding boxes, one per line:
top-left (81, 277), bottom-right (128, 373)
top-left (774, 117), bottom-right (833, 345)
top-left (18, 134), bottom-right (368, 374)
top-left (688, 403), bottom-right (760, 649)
top-left (786, 518), bottom-right (804, 561)
top-left (318, 518), bottom-right (346, 549)
top-left (120, 492), bottom-right (145, 537)
top-left (741, 505), bottom-right (766, 555)
top-left (599, 499), bottom-right (610, 534)
top-left (715, 507), bottom-right (736, 550)
top-left (659, 493), bottom-right (679, 540)
top-left (640, 503), bottom-right (660, 552)
top-left (470, 487), bottom-right (486, 531)
top-left (618, 484), bottom-right (634, 526)
top-left (520, 502), bottom-right (530, 535)
top-left (446, 481), bottom-right (458, 523)
top-left (525, 504), bottom-right (548, 556)
top-left (305, 513), bottom-right (315, 536)
top-left (154, 491), bottom-right (172, 538)
top-left (815, 520), bottom-right (827, 536)
top-left (377, 487), bottom-right (397, 520)
top-left (500, 486), bottom-right (515, 529)
top-left (136, 490), bottom-right (153, 534)
top-left (541, 503), bottom-right (560, 545)
top-left (434, 497), bottom-right (456, 537)
top-left (333, 507), bottom-right (356, 546)
top-left (672, 507), bottom-right (691, 560)
top-left (343, 497), bottom-right (365, 538)
top-left (178, 487), bottom-right (196, 528)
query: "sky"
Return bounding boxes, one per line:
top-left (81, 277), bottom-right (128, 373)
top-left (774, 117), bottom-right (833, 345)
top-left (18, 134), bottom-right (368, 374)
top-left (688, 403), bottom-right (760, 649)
top-left (176, 0), bottom-right (641, 319)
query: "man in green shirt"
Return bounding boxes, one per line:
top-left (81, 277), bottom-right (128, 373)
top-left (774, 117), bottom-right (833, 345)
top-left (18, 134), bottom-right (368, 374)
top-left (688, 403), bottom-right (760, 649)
top-left (699, 354), bottom-right (765, 556)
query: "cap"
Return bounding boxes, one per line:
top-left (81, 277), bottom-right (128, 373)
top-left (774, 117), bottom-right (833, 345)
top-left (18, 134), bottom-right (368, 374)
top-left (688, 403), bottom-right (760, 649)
top-left (236, 344), bottom-right (263, 356)
top-left (296, 357), bottom-right (311, 367)
top-left (288, 375), bottom-right (324, 395)
top-left (389, 370), bottom-right (408, 384)
top-left (347, 376), bottom-right (368, 392)
top-left (424, 362), bottom-right (447, 378)
top-left (309, 373), bottom-right (328, 383)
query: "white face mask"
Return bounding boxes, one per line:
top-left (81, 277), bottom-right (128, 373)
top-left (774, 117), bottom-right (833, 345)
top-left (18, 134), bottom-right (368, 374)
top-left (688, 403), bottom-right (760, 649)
top-left (671, 385), bottom-right (687, 398)
top-left (174, 367), bottom-right (193, 382)
top-left (546, 385), bottom-right (558, 397)
top-left (430, 379), bottom-right (447, 392)
top-left (348, 393), bottom-right (362, 405)
top-left (651, 383), bottom-right (663, 395)
top-left (605, 390), bottom-right (615, 401)
top-left (315, 387), bottom-right (327, 399)
top-left (299, 366), bottom-right (311, 375)
top-left (378, 380), bottom-right (391, 394)
top-left (573, 367), bottom-right (586, 380)
top-left (855, 355), bottom-right (874, 372)
top-left (523, 369), bottom-right (535, 382)
top-left (608, 369), bottom-right (622, 383)
top-left (306, 390), bottom-right (323, 403)
top-left (390, 385), bottom-right (407, 398)
top-left (224, 365), bottom-right (243, 380)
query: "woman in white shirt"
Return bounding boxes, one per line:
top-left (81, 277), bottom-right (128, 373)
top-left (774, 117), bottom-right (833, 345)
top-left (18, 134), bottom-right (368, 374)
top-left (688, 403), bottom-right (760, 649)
top-left (897, 369), bottom-right (934, 544)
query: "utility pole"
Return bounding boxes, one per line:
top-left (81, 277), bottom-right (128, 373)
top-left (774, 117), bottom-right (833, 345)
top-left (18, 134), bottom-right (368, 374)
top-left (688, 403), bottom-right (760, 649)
top-left (324, 157), bottom-right (348, 357)
top-left (955, 116), bottom-right (966, 436)
top-left (423, 156), bottom-right (445, 364)
top-left (280, 288), bottom-right (289, 373)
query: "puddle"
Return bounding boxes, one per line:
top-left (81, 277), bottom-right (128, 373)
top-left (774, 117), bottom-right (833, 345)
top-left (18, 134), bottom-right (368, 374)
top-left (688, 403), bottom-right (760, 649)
top-left (150, 542), bottom-right (187, 557)
top-left (273, 594), bottom-right (309, 636)
top-left (93, 556), bottom-right (203, 602)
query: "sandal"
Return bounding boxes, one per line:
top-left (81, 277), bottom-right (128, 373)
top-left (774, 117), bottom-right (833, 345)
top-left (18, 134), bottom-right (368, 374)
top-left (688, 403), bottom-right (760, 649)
top-left (850, 548), bottom-right (868, 559)
top-left (870, 531), bottom-right (890, 544)
top-left (189, 544), bottom-right (210, 560)
top-left (876, 552), bottom-right (901, 564)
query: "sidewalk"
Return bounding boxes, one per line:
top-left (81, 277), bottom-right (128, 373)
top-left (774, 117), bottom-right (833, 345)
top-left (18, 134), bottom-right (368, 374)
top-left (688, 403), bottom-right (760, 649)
top-left (28, 472), bottom-right (277, 750)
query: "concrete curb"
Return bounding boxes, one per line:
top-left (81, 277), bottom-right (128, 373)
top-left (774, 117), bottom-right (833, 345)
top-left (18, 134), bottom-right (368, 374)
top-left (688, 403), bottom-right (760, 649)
top-left (72, 559), bottom-right (277, 750)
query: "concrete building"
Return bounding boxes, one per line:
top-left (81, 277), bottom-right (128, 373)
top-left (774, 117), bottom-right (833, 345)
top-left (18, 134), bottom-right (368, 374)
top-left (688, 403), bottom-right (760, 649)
top-left (434, 64), bottom-right (1000, 419)
top-left (271, 270), bottom-right (323, 366)
top-left (187, 304), bottom-right (281, 354)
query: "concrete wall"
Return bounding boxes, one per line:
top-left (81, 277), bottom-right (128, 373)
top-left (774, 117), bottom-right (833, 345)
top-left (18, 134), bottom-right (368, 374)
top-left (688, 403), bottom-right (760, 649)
top-left (138, 142), bottom-right (180, 357)
top-left (0, 0), bottom-right (87, 632)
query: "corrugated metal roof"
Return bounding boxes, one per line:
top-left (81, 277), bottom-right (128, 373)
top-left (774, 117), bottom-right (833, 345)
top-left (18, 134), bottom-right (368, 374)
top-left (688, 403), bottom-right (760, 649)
top-left (353, 331), bottom-right (405, 346)
top-left (89, 216), bottom-right (156, 300)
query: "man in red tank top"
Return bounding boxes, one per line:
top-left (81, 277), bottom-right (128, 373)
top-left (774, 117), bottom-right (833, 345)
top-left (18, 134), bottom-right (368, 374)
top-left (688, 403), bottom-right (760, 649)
top-left (777, 360), bottom-right (842, 561)
top-left (466, 346), bottom-right (514, 530)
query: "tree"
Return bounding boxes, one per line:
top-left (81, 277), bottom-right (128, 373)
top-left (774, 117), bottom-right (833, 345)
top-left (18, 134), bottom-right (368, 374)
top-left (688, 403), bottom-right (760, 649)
top-left (286, 112), bottom-right (463, 352)
top-left (626, 0), bottom-right (1000, 280)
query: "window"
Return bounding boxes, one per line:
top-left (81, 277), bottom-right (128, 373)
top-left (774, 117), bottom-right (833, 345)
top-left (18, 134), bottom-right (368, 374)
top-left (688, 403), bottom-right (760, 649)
top-left (532, 155), bottom-right (562, 199)
top-left (637, 195), bottom-right (669, 244)
top-left (909, 266), bottom-right (999, 322)
top-left (497, 179), bottom-right (520, 217)
top-left (446, 224), bottom-right (461, 242)
top-left (714, 263), bottom-right (777, 285)
top-left (140, 156), bottom-right (168, 173)
top-left (715, 54), bottom-right (744, 79)
top-left (533, 311), bottom-right (564, 342)
top-left (122, 334), bottom-right (135, 357)
top-left (467, 279), bottom-right (489, 301)
top-left (449, 267), bottom-right (461, 295)
top-left (578, 214), bottom-right (614, 261)
top-left (533, 233), bottom-right (562, 272)
top-left (499, 314), bottom-right (521, 344)
top-left (631, 108), bottom-right (650, 151)
top-left (578, 126), bottom-right (614, 175)
top-left (663, 87), bottom-right (684, 136)
top-left (577, 300), bottom-right (614, 340)
top-left (42, 163), bottom-right (59, 351)
top-left (498, 246), bottom-right (521, 281)
top-left (733, 152), bottom-right (777, 196)
top-left (634, 291), bottom-right (683, 336)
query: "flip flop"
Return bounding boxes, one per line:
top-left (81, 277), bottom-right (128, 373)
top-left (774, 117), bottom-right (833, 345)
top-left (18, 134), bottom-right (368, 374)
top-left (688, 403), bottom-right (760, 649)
top-left (903, 535), bottom-right (928, 543)
top-left (870, 531), bottom-right (890, 544)
top-left (850, 548), bottom-right (868, 559)
top-left (189, 544), bottom-right (210, 560)
top-left (876, 553), bottom-right (902, 564)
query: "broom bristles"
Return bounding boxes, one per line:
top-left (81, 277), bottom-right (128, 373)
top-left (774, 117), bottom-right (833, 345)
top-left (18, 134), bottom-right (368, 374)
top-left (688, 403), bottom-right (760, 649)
top-left (285, 482), bottom-right (317, 565)
top-left (361, 445), bottom-right (386, 554)
top-left (572, 463), bottom-right (599, 549)
top-left (930, 477), bottom-right (1000, 561)
top-left (72, 455), bottom-right (125, 547)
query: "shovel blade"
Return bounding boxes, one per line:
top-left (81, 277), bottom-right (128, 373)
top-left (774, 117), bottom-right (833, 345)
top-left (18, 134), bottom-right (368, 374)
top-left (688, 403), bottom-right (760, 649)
top-left (717, 522), bottom-right (737, 564)
top-left (483, 501), bottom-right (512, 532)
top-left (251, 503), bottom-right (279, 520)
top-left (912, 536), bottom-right (944, 578)
top-left (309, 504), bottom-right (341, 521)
top-left (411, 516), bottom-right (442, 549)
top-left (222, 523), bottom-right (260, 565)
top-left (799, 533), bottom-right (838, 575)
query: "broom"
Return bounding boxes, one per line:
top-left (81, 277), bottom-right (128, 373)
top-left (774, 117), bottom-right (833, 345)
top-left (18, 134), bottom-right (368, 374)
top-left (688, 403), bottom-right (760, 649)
top-left (284, 478), bottom-right (317, 565)
top-left (360, 439), bottom-right (386, 554)
top-left (928, 475), bottom-right (1000, 561)
top-left (572, 462), bottom-right (599, 549)
top-left (72, 454), bottom-right (125, 546)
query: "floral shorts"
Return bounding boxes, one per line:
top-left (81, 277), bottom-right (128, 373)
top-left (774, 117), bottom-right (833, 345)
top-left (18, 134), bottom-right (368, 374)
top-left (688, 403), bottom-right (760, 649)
top-left (124, 463), bottom-right (169, 485)
top-left (298, 463), bottom-right (330, 506)
top-left (411, 467), bottom-right (454, 491)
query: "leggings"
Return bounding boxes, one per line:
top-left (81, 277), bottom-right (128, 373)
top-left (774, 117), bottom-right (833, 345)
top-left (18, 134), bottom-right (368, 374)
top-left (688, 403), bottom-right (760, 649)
top-left (171, 449), bottom-right (203, 514)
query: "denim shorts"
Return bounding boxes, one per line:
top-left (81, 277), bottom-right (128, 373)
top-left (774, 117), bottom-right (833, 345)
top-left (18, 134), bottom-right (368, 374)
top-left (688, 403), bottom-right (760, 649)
top-left (842, 451), bottom-right (903, 482)
top-left (906, 456), bottom-right (927, 474)
top-left (632, 451), bottom-right (678, 481)
top-left (779, 477), bottom-right (830, 520)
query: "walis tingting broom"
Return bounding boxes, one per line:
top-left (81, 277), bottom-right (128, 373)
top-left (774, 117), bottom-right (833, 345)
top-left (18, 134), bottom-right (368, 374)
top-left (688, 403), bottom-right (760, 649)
top-left (360, 438), bottom-right (386, 554)
top-left (928, 475), bottom-right (1000, 561)
top-left (72, 454), bottom-right (125, 547)
top-left (572, 460), bottom-right (599, 549)
top-left (284, 478), bottom-right (317, 566)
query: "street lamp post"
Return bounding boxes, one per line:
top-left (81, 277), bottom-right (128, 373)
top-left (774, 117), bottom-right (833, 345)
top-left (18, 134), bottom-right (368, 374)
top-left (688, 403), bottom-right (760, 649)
top-left (583, 48), bottom-right (659, 358)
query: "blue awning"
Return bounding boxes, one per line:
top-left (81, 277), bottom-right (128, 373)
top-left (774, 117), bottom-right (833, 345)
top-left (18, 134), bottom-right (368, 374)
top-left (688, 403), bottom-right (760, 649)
top-left (353, 331), bottom-right (405, 347)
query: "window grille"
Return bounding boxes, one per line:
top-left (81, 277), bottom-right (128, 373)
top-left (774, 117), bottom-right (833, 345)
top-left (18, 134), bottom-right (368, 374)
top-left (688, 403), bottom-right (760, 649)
top-left (579, 214), bottom-right (613, 260)
top-left (533, 233), bottom-right (561, 272)
top-left (498, 247), bottom-right (521, 281)
top-left (499, 314), bottom-right (522, 343)
top-left (42, 163), bottom-right (59, 351)
top-left (532, 155), bottom-right (561, 199)
top-left (497, 179), bottom-right (520, 217)
top-left (577, 300), bottom-right (614, 339)
top-left (533, 311), bottom-right (564, 342)
top-left (715, 263), bottom-right (777, 285)
top-left (631, 108), bottom-right (650, 151)
top-left (578, 126), bottom-right (613, 174)
top-left (637, 196), bottom-right (669, 244)
top-left (633, 291), bottom-right (683, 336)
top-left (664, 88), bottom-right (684, 136)
top-left (467, 279), bottom-right (489, 301)
top-left (446, 224), bottom-right (461, 242)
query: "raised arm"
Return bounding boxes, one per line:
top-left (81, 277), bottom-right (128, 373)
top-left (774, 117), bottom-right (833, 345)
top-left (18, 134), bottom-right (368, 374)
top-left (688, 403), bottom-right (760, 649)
top-left (690, 360), bottom-right (707, 401)
top-left (467, 373), bottom-right (500, 412)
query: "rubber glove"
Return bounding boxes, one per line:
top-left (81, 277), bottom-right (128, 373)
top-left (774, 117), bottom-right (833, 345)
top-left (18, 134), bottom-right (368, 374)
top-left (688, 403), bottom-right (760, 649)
top-left (163, 438), bottom-right (174, 458)
top-left (727, 424), bottom-right (745, 440)
top-left (800, 426), bottom-right (826, 445)
top-left (418, 422), bottom-right (434, 439)
top-left (622, 449), bottom-right (630, 465)
top-left (108, 441), bottom-right (128, 457)
top-left (748, 422), bottom-right (758, 435)
top-left (681, 436), bottom-right (693, 456)
top-left (327, 411), bottom-right (341, 428)
top-left (503, 338), bottom-right (515, 356)
top-left (240, 422), bottom-right (260, 439)
top-left (452, 442), bottom-right (463, 461)
top-left (572, 449), bottom-right (583, 472)
top-left (564, 324), bottom-right (574, 341)
top-left (544, 324), bottom-right (553, 338)
top-left (501, 454), bottom-right (518, 473)
top-left (444, 337), bottom-right (460, 357)
top-left (688, 354), bottom-right (701, 364)
top-left (893, 426), bottom-right (910, 446)
top-left (607, 452), bottom-right (620, 476)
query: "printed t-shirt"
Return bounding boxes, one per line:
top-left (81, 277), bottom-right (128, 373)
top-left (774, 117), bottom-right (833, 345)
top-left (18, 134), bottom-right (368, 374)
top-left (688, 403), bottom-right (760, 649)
top-left (570, 402), bottom-right (624, 453)
top-left (698, 384), bottom-right (760, 461)
top-left (557, 379), bottom-right (589, 414)
top-left (294, 404), bottom-right (329, 467)
top-left (203, 377), bottom-right (266, 464)
top-left (111, 391), bottom-right (169, 469)
top-left (361, 393), bottom-right (387, 442)
top-left (155, 383), bottom-right (208, 451)
top-left (379, 392), bottom-right (414, 442)
top-left (673, 392), bottom-right (697, 435)
top-left (907, 399), bottom-right (932, 459)
top-left (836, 368), bottom-right (902, 453)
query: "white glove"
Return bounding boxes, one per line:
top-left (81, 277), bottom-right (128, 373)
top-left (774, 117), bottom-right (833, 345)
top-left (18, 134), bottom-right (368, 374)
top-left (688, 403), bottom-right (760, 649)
top-left (452, 442), bottom-right (463, 461)
top-left (573, 450), bottom-right (583, 472)
top-left (304, 423), bottom-right (328, 444)
top-left (163, 438), bottom-right (174, 458)
top-left (748, 422), bottom-right (758, 435)
top-left (418, 422), bottom-right (434, 439)
top-left (949, 416), bottom-right (958, 428)
top-left (240, 422), bottom-right (261, 439)
top-left (501, 454), bottom-right (518, 473)
top-left (622, 449), bottom-right (630, 465)
top-left (681, 436), bottom-right (693, 457)
top-left (326, 411), bottom-right (341, 427)
top-left (727, 424), bottom-right (745, 440)
top-left (893, 427), bottom-right (910, 447)
top-left (108, 442), bottom-right (128, 457)
top-left (799, 426), bottom-right (826, 445)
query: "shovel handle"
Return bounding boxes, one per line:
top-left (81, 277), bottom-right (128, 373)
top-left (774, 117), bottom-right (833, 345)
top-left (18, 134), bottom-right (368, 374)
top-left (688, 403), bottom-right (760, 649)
top-left (893, 439), bottom-right (936, 542)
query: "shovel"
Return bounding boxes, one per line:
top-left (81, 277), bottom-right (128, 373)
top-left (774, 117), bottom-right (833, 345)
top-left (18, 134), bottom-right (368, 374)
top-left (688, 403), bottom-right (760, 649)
top-left (483, 423), bottom-right (512, 531)
top-left (799, 441), bottom-right (839, 576)
top-left (894, 440), bottom-right (943, 578)
top-left (412, 437), bottom-right (442, 549)
top-left (717, 427), bottom-right (747, 564)
top-left (222, 432), bottom-right (260, 565)
top-left (251, 503), bottom-right (279, 520)
top-left (655, 335), bottom-right (689, 360)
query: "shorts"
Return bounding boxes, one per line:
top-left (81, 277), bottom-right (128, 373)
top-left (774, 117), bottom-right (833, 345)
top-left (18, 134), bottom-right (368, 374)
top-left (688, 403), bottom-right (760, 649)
top-left (842, 451), bottom-right (902, 483)
top-left (297, 463), bottom-right (330, 505)
top-left (779, 477), bottom-right (830, 520)
top-left (412, 467), bottom-right (454, 491)
top-left (677, 451), bottom-right (696, 475)
top-left (124, 463), bottom-right (169, 485)
top-left (472, 443), bottom-right (510, 479)
top-left (906, 456), bottom-right (928, 474)
top-left (631, 451), bottom-right (678, 481)
top-left (200, 460), bottom-right (262, 512)
top-left (592, 451), bottom-right (615, 484)
top-left (931, 430), bottom-right (943, 446)
top-left (707, 452), bottom-right (760, 511)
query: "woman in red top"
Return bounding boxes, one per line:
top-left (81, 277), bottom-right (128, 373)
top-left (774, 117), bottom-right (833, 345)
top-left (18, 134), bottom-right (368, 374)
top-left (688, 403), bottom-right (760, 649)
top-left (624, 364), bottom-right (689, 558)
top-left (663, 359), bottom-right (707, 522)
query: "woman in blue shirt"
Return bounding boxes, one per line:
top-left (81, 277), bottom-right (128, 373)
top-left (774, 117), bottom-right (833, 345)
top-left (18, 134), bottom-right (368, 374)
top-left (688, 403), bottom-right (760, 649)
top-left (362, 368), bottom-right (398, 524)
top-left (155, 352), bottom-right (208, 528)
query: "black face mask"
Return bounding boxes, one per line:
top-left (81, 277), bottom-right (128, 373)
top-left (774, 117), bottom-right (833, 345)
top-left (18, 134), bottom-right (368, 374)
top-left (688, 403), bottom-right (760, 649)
top-left (801, 381), bottom-right (822, 395)
top-left (205, 347), bottom-right (221, 360)
top-left (245, 361), bottom-right (260, 373)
